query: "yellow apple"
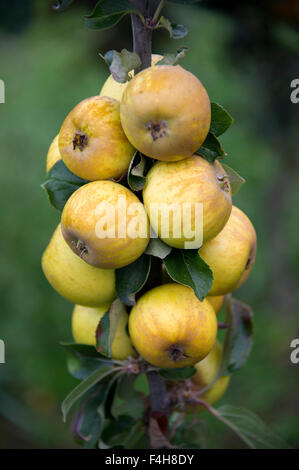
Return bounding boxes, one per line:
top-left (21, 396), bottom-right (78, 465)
top-left (100, 54), bottom-right (163, 102)
top-left (207, 295), bottom-right (224, 316)
top-left (200, 205), bottom-right (257, 296)
top-left (129, 283), bottom-right (217, 369)
top-left (192, 340), bottom-right (230, 408)
top-left (143, 155), bottom-right (232, 248)
top-left (61, 180), bottom-right (150, 269)
top-left (72, 304), bottom-right (134, 360)
top-left (59, 96), bottom-right (135, 181)
top-left (120, 65), bottom-right (211, 161)
top-left (41, 224), bottom-right (116, 307)
top-left (46, 134), bottom-right (61, 172)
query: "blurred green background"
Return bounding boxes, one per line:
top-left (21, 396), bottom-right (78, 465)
top-left (0, 0), bottom-right (298, 448)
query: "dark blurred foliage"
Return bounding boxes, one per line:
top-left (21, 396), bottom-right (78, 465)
top-left (201, 0), bottom-right (299, 317)
top-left (0, 0), bottom-right (34, 33)
top-left (0, 0), bottom-right (298, 449)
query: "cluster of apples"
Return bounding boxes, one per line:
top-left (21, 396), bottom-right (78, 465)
top-left (42, 54), bottom-right (257, 408)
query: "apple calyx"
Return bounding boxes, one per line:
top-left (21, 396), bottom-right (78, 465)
top-left (70, 238), bottom-right (89, 259)
top-left (146, 120), bottom-right (167, 141)
top-left (245, 255), bottom-right (252, 270)
top-left (73, 131), bottom-right (88, 151)
top-left (217, 174), bottom-right (230, 192)
top-left (168, 344), bottom-right (188, 362)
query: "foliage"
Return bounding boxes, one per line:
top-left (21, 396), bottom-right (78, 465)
top-left (163, 249), bottom-right (213, 301)
top-left (115, 254), bottom-right (151, 306)
top-left (41, 160), bottom-right (88, 211)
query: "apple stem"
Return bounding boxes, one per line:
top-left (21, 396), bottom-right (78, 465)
top-left (130, 1), bottom-right (161, 73)
top-left (130, 1), bottom-right (171, 448)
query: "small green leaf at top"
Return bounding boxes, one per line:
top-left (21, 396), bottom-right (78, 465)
top-left (41, 160), bottom-right (88, 211)
top-left (215, 405), bottom-right (290, 449)
top-left (156, 46), bottom-right (189, 66)
top-left (156, 17), bottom-right (188, 40)
top-left (221, 163), bottom-right (246, 196)
top-left (158, 366), bottom-right (196, 380)
top-left (100, 49), bottom-right (141, 84)
top-left (163, 249), bottom-right (213, 301)
top-left (85, 0), bottom-right (143, 31)
top-left (196, 132), bottom-right (226, 163)
top-left (220, 297), bottom-right (254, 376)
top-left (127, 152), bottom-right (150, 191)
top-left (210, 102), bottom-right (234, 137)
top-left (96, 299), bottom-right (124, 358)
top-left (115, 254), bottom-right (151, 306)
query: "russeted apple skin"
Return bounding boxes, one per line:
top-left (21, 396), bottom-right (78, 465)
top-left (193, 340), bottom-right (230, 408)
top-left (143, 155), bottom-right (232, 249)
top-left (41, 224), bottom-right (116, 307)
top-left (129, 283), bottom-right (217, 369)
top-left (100, 54), bottom-right (163, 102)
top-left (200, 206), bottom-right (257, 296)
top-left (120, 65), bottom-right (211, 162)
top-left (72, 304), bottom-right (134, 360)
top-left (59, 96), bottom-right (135, 181)
top-left (46, 134), bottom-right (61, 172)
top-left (61, 180), bottom-right (150, 270)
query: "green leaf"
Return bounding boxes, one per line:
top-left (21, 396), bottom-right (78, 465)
top-left (72, 392), bottom-right (105, 448)
top-left (215, 405), bottom-right (290, 449)
top-left (111, 375), bottom-right (144, 420)
top-left (220, 297), bottom-right (254, 376)
top-left (172, 418), bottom-right (209, 449)
top-left (163, 249), bottom-right (213, 301)
top-left (62, 366), bottom-right (118, 422)
top-left (101, 415), bottom-right (134, 447)
top-left (158, 366), bottom-right (196, 380)
top-left (127, 152), bottom-right (149, 191)
top-left (156, 17), bottom-right (188, 39)
top-left (61, 342), bottom-right (113, 380)
top-left (100, 49), bottom-right (141, 84)
top-left (210, 102), bottom-right (234, 137)
top-left (53, 0), bottom-right (74, 11)
top-left (196, 132), bottom-right (226, 163)
top-left (221, 163), bottom-right (246, 196)
top-left (145, 237), bottom-right (172, 259)
top-left (156, 46), bottom-right (189, 66)
top-left (85, 0), bottom-right (143, 31)
top-left (122, 421), bottom-right (148, 449)
top-left (96, 299), bottom-right (124, 357)
top-left (134, 373), bottom-right (150, 396)
top-left (115, 254), bottom-right (151, 306)
top-left (41, 160), bottom-right (88, 211)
